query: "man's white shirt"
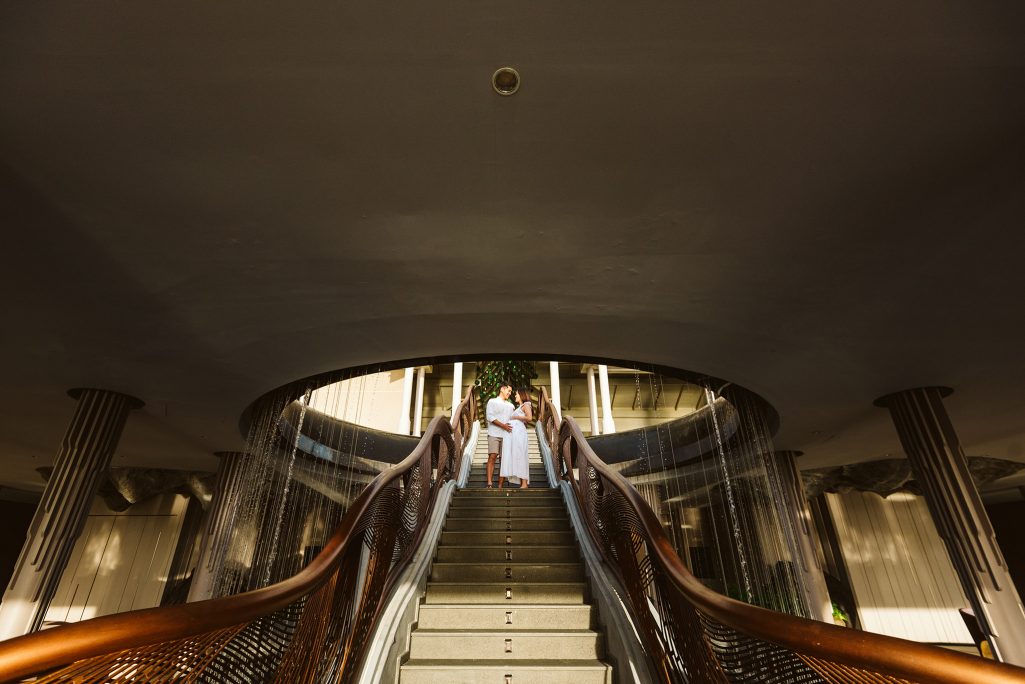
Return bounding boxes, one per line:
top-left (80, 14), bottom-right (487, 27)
top-left (486, 397), bottom-right (514, 438)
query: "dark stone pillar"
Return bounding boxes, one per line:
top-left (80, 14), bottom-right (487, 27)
top-left (187, 451), bottom-right (250, 602)
top-left (0, 388), bottom-right (141, 639)
top-left (770, 451), bottom-right (833, 623)
top-left (876, 386), bottom-right (1025, 665)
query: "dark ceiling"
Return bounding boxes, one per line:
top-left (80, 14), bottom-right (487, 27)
top-left (2, 1), bottom-right (1024, 492)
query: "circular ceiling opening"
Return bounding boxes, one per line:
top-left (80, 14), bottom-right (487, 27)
top-left (492, 67), bottom-right (520, 95)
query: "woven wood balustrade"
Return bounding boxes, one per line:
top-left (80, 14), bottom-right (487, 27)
top-left (0, 387), bottom-right (478, 684)
top-left (535, 387), bottom-right (1025, 684)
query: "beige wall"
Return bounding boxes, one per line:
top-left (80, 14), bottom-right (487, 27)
top-left (308, 369), bottom-right (410, 433)
top-left (826, 491), bottom-right (972, 644)
top-left (43, 493), bottom-right (189, 625)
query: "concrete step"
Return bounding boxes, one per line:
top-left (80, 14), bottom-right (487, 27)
top-left (466, 474), bottom-right (548, 484)
top-left (440, 530), bottom-right (576, 546)
top-left (446, 508), bottom-right (565, 520)
top-left (461, 484), bottom-right (551, 491)
top-left (450, 498), bottom-right (564, 510)
top-left (461, 475), bottom-right (553, 484)
top-left (425, 582), bottom-right (588, 604)
top-left (444, 518), bottom-right (569, 532)
top-left (408, 629), bottom-right (603, 660)
top-left (452, 495), bottom-right (561, 506)
top-left (416, 604), bottom-right (594, 630)
top-left (400, 660), bottom-right (612, 684)
top-left (457, 489), bottom-right (560, 499)
top-left (430, 562), bottom-right (583, 582)
top-left (468, 464), bottom-right (546, 473)
top-left (435, 545), bottom-right (580, 563)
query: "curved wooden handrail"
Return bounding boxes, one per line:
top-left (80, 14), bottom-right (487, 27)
top-left (536, 387), bottom-right (1025, 684)
top-left (0, 386), bottom-right (478, 683)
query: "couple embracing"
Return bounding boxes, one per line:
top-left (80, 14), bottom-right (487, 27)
top-left (485, 383), bottom-right (533, 489)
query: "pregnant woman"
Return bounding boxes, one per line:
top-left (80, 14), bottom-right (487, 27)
top-left (498, 387), bottom-right (533, 489)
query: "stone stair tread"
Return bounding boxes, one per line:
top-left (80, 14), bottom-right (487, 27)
top-left (400, 661), bottom-right (611, 684)
top-left (428, 581), bottom-right (586, 586)
top-left (419, 602), bottom-right (589, 608)
top-left (403, 659), bottom-right (609, 668)
top-left (455, 491), bottom-right (555, 495)
top-left (436, 544), bottom-right (576, 549)
top-left (399, 660), bottom-right (606, 664)
top-left (431, 562), bottom-right (580, 567)
top-left (442, 518), bottom-right (565, 525)
top-left (434, 546), bottom-right (580, 562)
top-left (440, 529), bottom-right (572, 533)
top-left (447, 507), bottom-right (564, 513)
top-left (415, 604), bottom-right (594, 625)
top-left (410, 628), bottom-right (599, 636)
top-left (443, 525), bottom-right (569, 530)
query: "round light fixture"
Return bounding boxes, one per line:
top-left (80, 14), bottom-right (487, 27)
top-left (492, 67), bottom-right (520, 96)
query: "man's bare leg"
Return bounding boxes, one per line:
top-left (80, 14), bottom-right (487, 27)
top-left (486, 452), bottom-right (498, 488)
top-left (497, 476), bottom-right (507, 489)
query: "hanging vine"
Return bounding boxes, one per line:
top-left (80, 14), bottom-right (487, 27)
top-left (474, 360), bottom-right (538, 425)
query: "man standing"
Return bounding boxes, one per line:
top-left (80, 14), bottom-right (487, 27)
top-left (485, 383), bottom-right (514, 489)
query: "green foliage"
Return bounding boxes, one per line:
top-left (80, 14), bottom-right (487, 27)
top-left (474, 360), bottom-right (538, 425)
top-left (831, 601), bottom-right (851, 625)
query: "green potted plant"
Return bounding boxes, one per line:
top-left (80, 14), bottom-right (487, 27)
top-left (832, 601), bottom-right (851, 627)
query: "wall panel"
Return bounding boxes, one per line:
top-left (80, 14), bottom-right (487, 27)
top-left (43, 493), bottom-right (189, 625)
top-left (825, 491), bottom-right (972, 644)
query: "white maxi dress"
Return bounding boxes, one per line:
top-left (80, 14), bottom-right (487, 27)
top-left (500, 402), bottom-right (531, 484)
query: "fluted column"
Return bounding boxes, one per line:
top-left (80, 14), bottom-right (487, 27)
top-left (187, 451), bottom-right (250, 602)
top-left (598, 364), bottom-right (616, 434)
top-left (770, 451), bottom-right (833, 623)
top-left (876, 387), bottom-right (1025, 665)
top-left (0, 388), bottom-right (142, 639)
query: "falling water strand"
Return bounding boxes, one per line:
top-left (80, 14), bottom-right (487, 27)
top-left (744, 393), bottom-right (807, 617)
top-left (651, 372), bottom-right (682, 553)
top-left (705, 384), bottom-right (754, 604)
top-left (263, 386), bottom-right (312, 586)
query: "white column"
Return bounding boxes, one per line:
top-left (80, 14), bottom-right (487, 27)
top-left (549, 361), bottom-right (562, 421)
top-left (586, 366), bottom-right (600, 435)
top-left (398, 367), bottom-right (414, 435)
top-left (413, 366), bottom-right (427, 437)
top-left (0, 388), bottom-right (141, 639)
top-left (598, 364), bottom-right (616, 434)
top-left (451, 362), bottom-right (464, 413)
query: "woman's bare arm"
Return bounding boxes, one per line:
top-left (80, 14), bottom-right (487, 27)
top-left (511, 403), bottom-right (533, 422)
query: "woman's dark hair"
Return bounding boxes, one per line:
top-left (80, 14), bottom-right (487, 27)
top-left (516, 387), bottom-right (532, 404)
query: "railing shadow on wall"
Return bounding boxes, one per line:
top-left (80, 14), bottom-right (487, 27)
top-left (535, 387), bottom-right (1025, 684)
top-left (0, 388), bottom-right (478, 684)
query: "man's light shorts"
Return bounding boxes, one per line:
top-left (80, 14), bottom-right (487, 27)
top-left (488, 436), bottom-right (503, 453)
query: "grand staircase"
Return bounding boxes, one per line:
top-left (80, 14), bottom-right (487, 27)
top-left (399, 429), bottom-right (613, 683)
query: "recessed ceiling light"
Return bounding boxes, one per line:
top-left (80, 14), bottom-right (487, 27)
top-left (492, 67), bottom-right (520, 96)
